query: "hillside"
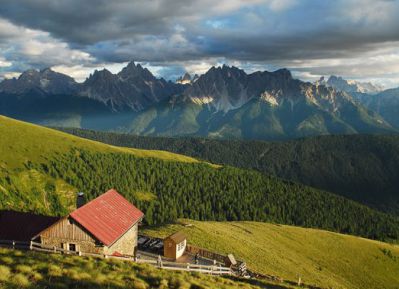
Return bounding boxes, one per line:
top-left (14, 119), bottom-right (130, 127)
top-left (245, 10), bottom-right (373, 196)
top-left (358, 88), bottom-right (399, 129)
top-left (0, 248), bottom-right (290, 289)
top-left (143, 220), bottom-right (399, 289)
top-left (58, 129), bottom-right (399, 216)
top-left (1, 115), bottom-right (399, 241)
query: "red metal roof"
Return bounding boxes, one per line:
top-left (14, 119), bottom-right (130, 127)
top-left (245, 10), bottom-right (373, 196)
top-left (70, 189), bottom-right (144, 246)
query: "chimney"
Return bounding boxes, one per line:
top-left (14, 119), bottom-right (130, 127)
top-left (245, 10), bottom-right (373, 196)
top-left (76, 192), bottom-right (86, 209)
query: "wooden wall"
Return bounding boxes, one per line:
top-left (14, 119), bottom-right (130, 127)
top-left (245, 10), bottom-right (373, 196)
top-left (38, 217), bottom-right (103, 254)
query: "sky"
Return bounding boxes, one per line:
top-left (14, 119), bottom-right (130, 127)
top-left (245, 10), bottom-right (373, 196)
top-left (1, 0), bottom-right (399, 87)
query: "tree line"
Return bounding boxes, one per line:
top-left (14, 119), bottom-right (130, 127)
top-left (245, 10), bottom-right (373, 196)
top-left (31, 148), bottom-right (399, 241)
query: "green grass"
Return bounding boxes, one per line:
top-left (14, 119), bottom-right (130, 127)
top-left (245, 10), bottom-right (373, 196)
top-left (0, 115), bottom-right (200, 170)
top-left (0, 248), bottom-right (296, 289)
top-left (143, 220), bottom-right (399, 289)
top-left (0, 115), bottom-right (204, 214)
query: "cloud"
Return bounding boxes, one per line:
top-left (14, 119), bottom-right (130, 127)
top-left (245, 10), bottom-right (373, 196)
top-left (0, 0), bottom-right (399, 87)
top-left (0, 18), bottom-right (94, 78)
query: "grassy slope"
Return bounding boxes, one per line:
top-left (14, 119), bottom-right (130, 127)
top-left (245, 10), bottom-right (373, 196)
top-left (0, 115), bottom-right (199, 170)
top-left (0, 248), bottom-right (295, 289)
top-left (2, 115), bottom-right (399, 239)
top-left (0, 115), bottom-right (201, 214)
top-left (143, 220), bottom-right (399, 289)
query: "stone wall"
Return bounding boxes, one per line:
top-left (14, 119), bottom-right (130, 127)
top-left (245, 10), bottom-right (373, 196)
top-left (104, 223), bottom-right (138, 256)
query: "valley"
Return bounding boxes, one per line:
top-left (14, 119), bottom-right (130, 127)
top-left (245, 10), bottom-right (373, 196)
top-left (60, 129), bottom-right (399, 216)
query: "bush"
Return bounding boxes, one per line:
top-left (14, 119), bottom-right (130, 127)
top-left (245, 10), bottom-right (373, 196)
top-left (133, 279), bottom-right (148, 289)
top-left (0, 265), bottom-right (10, 281)
top-left (15, 264), bottom-right (33, 274)
top-left (13, 274), bottom-right (30, 287)
top-left (47, 264), bottom-right (63, 277)
top-left (0, 256), bottom-right (13, 265)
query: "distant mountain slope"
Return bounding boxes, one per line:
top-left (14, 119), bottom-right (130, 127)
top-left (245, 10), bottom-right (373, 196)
top-left (357, 87), bottom-right (399, 129)
top-left (58, 129), bottom-right (399, 216)
top-left (1, 115), bottom-right (399, 241)
top-left (0, 68), bottom-right (79, 95)
top-left (315, 75), bottom-right (399, 130)
top-left (121, 66), bottom-right (393, 139)
top-left (0, 64), bottom-right (395, 140)
top-left (144, 220), bottom-right (399, 289)
top-left (318, 75), bottom-right (383, 94)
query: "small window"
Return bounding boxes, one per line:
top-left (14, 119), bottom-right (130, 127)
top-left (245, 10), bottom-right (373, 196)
top-left (177, 241), bottom-right (185, 251)
top-left (69, 243), bottom-right (76, 252)
top-left (67, 219), bottom-right (73, 225)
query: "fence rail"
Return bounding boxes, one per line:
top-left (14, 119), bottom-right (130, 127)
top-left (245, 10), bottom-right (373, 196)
top-left (186, 244), bottom-right (229, 264)
top-left (0, 240), bottom-right (232, 275)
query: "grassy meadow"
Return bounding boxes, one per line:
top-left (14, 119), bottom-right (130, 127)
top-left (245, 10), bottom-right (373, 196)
top-left (143, 220), bottom-right (399, 289)
top-left (0, 115), bottom-right (200, 170)
top-left (0, 248), bottom-right (296, 289)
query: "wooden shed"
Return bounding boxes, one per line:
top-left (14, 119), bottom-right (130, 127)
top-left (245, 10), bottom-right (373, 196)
top-left (163, 231), bottom-right (187, 260)
top-left (33, 189), bottom-right (144, 256)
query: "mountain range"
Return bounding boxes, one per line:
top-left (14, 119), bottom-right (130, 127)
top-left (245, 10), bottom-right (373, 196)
top-left (0, 61), bottom-right (398, 140)
top-left (317, 75), bottom-right (384, 95)
top-left (317, 75), bottom-right (399, 129)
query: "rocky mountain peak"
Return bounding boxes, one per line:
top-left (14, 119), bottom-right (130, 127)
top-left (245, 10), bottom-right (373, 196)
top-left (118, 61), bottom-right (154, 81)
top-left (18, 69), bottom-right (40, 81)
top-left (274, 68), bottom-right (293, 80)
top-left (176, 72), bottom-right (192, 84)
top-left (80, 61), bottom-right (184, 111)
top-left (324, 75), bottom-right (383, 94)
top-left (0, 67), bottom-right (78, 95)
top-left (90, 69), bottom-right (114, 80)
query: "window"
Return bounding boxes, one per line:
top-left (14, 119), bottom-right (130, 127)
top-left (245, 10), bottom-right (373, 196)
top-left (177, 241), bottom-right (185, 251)
top-left (69, 243), bottom-right (76, 252)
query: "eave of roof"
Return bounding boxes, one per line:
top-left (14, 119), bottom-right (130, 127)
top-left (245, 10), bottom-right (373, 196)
top-left (166, 231), bottom-right (187, 244)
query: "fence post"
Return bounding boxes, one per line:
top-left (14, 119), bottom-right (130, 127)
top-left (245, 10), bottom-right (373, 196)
top-left (29, 241), bottom-right (33, 250)
top-left (12, 241), bottom-right (15, 250)
top-left (53, 246), bottom-right (56, 253)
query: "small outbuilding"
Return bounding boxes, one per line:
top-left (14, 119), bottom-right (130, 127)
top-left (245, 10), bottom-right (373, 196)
top-left (163, 231), bottom-right (187, 260)
top-left (33, 189), bottom-right (144, 256)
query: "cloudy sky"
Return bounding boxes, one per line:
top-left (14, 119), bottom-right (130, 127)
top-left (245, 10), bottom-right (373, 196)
top-left (1, 0), bottom-right (399, 87)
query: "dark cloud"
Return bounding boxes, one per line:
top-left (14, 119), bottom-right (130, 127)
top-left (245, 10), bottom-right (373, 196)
top-left (1, 0), bottom-right (396, 63)
top-left (1, 0), bottom-right (399, 86)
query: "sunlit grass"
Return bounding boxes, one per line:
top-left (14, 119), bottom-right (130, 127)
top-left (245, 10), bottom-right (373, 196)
top-left (143, 219), bottom-right (399, 289)
top-left (0, 248), bottom-right (295, 289)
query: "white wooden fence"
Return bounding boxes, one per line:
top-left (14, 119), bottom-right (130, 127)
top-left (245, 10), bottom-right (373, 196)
top-left (0, 239), bottom-right (232, 276)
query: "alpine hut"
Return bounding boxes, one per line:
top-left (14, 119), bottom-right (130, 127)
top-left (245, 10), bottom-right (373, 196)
top-left (33, 189), bottom-right (144, 256)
